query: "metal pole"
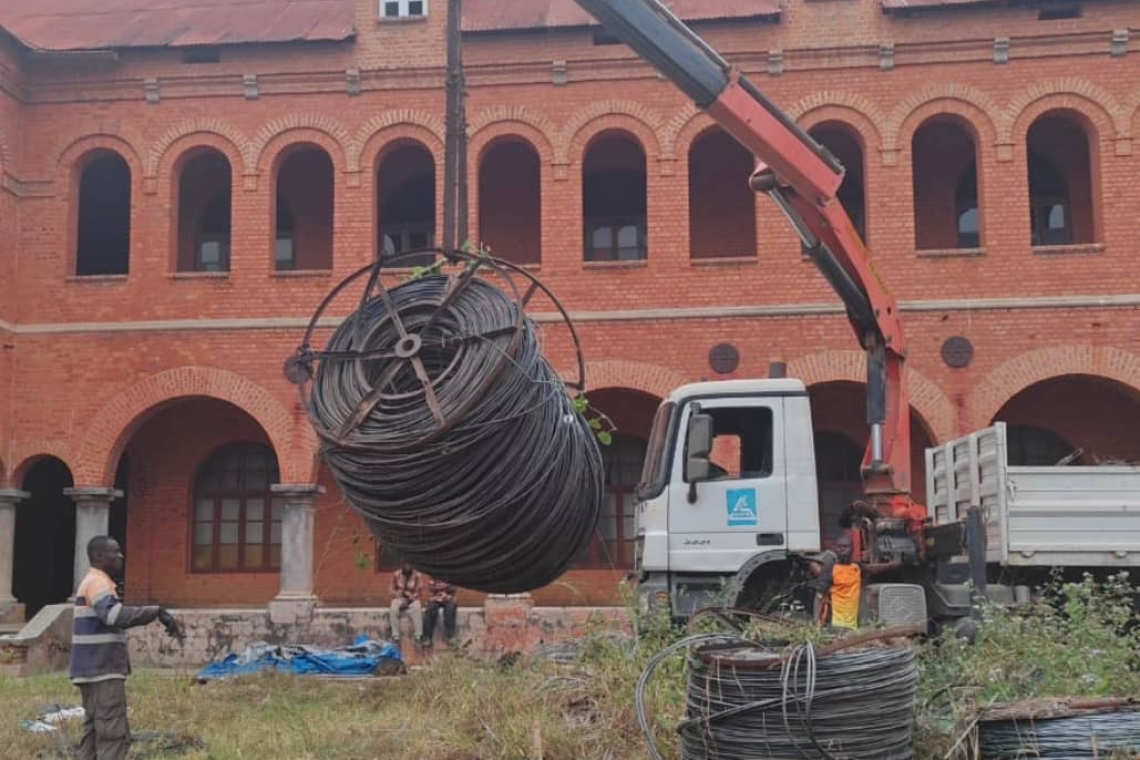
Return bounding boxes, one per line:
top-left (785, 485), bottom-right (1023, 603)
top-left (443, 0), bottom-right (468, 252)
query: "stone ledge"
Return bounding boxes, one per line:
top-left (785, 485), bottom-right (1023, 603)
top-left (123, 602), bottom-right (631, 670)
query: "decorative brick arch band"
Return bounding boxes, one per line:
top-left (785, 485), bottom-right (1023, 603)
top-left (74, 367), bottom-right (306, 487)
top-left (968, 344), bottom-right (1140, 429)
top-left (248, 115), bottom-right (352, 174)
top-left (145, 119), bottom-right (250, 179)
top-left (8, 441), bottom-right (76, 488)
top-left (557, 101), bottom-right (664, 166)
top-left (786, 350), bottom-right (955, 443)
top-left (559, 359), bottom-right (688, 402)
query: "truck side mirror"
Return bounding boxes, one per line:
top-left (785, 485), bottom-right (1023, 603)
top-left (684, 413), bottom-right (713, 502)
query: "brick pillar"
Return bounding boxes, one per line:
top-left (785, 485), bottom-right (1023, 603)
top-left (65, 487), bottom-right (121, 590)
top-left (0, 489), bottom-right (29, 620)
top-left (268, 484), bottom-right (324, 625)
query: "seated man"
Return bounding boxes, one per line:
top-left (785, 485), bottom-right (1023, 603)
top-left (422, 577), bottom-right (458, 646)
top-left (388, 560), bottom-right (424, 647)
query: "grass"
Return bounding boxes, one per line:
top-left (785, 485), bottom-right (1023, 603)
top-left (2, 575), bottom-right (1136, 760)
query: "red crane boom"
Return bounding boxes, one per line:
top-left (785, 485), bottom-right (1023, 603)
top-left (568, 0), bottom-right (927, 556)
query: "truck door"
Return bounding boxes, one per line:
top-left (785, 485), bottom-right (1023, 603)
top-left (666, 399), bottom-right (788, 573)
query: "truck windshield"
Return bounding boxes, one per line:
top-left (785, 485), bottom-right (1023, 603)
top-left (637, 401), bottom-right (675, 500)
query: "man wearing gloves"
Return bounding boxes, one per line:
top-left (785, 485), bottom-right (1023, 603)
top-left (71, 535), bottom-right (183, 760)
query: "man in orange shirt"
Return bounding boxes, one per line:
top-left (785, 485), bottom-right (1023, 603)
top-left (808, 534), bottom-right (900, 630)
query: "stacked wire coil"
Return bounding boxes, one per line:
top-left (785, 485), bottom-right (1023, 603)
top-left (289, 253), bottom-right (604, 593)
top-left (978, 708), bottom-right (1140, 759)
top-left (635, 632), bottom-right (919, 760)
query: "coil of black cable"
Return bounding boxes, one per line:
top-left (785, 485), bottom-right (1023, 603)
top-left (635, 633), bottom-right (919, 760)
top-left (681, 642), bottom-right (918, 760)
top-left (978, 707), bottom-right (1140, 759)
top-left (289, 253), bottom-right (604, 593)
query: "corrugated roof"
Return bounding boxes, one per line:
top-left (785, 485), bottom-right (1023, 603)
top-left (462, 0), bottom-right (782, 33)
top-left (0, 0), bottom-right (356, 52)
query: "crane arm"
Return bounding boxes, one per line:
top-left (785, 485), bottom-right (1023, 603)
top-left (570, 0), bottom-right (922, 528)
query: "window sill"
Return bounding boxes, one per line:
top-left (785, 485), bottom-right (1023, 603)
top-left (170, 271), bottom-right (230, 280)
top-left (583, 260), bottom-right (648, 270)
top-left (272, 269), bottom-right (333, 279)
top-left (691, 256), bottom-right (758, 267)
top-left (377, 15), bottom-right (428, 25)
top-left (1032, 243), bottom-right (1104, 256)
top-left (916, 247), bottom-right (986, 259)
top-left (66, 274), bottom-right (128, 284)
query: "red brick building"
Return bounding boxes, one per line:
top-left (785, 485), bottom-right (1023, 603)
top-left (1, 0), bottom-right (1139, 621)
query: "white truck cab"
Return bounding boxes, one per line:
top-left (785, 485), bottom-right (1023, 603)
top-left (634, 378), bottom-right (824, 618)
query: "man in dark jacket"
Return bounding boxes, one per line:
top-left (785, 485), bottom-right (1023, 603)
top-left (71, 535), bottom-right (183, 760)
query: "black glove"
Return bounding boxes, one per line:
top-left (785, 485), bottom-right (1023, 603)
top-left (157, 608), bottom-right (184, 641)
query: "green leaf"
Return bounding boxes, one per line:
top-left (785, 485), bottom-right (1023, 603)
top-left (588, 417), bottom-right (603, 430)
top-left (572, 397), bottom-right (589, 414)
top-left (597, 431), bottom-right (613, 446)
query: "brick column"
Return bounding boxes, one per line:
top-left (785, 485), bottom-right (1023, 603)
top-left (0, 489), bottom-right (29, 619)
top-left (268, 484), bottom-right (324, 625)
top-left (65, 487), bottom-right (121, 589)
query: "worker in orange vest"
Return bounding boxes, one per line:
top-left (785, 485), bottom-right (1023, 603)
top-left (807, 534), bottom-right (900, 630)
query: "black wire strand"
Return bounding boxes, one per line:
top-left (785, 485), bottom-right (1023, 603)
top-left (304, 270), bottom-right (604, 593)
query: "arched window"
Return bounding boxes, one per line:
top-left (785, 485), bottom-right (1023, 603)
top-left (192, 443), bottom-right (281, 572)
top-left (76, 151), bottom-right (132, 276)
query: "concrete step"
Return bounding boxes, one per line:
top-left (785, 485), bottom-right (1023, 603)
top-left (0, 622), bottom-right (23, 635)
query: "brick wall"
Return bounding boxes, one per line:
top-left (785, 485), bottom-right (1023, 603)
top-left (2, 0), bottom-right (1140, 606)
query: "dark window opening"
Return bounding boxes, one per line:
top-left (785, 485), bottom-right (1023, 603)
top-left (276, 146), bottom-right (334, 271)
top-left (478, 139), bottom-right (542, 265)
top-left (575, 434), bottom-right (646, 568)
top-left (583, 134), bottom-right (647, 262)
top-left (689, 128), bottom-right (756, 259)
top-left (593, 29), bottom-right (621, 45)
top-left (378, 144), bottom-right (435, 268)
top-left (1006, 425), bottom-right (1075, 466)
top-left (197, 192), bottom-right (231, 272)
top-left (810, 125), bottom-right (866, 244)
top-left (913, 119), bottom-right (978, 250)
top-left (1028, 151), bottom-right (1071, 246)
top-left (276, 197), bottom-right (295, 271)
top-left (76, 152), bottom-right (132, 276)
top-left (955, 165), bottom-right (980, 249)
top-left (192, 443), bottom-right (282, 573)
top-left (177, 150), bottom-right (232, 273)
top-left (1027, 114), bottom-right (1095, 246)
top-left (1038, 0), bottom-right (1081, 20)
top-left (182, 47), bottom-right (221, 64)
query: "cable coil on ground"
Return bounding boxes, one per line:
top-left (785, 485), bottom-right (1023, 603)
top-left (286, 251), bottom-right (604, 593)
top-left (636, 629), bottom-right (920, 760)
top-left (978, 704), bottom-right (1140, 759)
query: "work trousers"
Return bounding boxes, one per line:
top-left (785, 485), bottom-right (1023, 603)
top-left (77, 678), bottom-right (130, 760)
top-left (389, 598), bottom-right (423, 640)
top-left (423, 600), bottom-right (457, 641)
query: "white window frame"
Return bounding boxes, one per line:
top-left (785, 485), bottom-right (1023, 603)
top-left (380, 0), bottom-right (428, 19)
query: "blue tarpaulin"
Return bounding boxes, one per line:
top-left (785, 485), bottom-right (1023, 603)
top-left (195, 635), bottom-right (402, 681)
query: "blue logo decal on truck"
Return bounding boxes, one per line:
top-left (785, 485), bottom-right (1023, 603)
top-left (726, 489), bottom-right (758, 527)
